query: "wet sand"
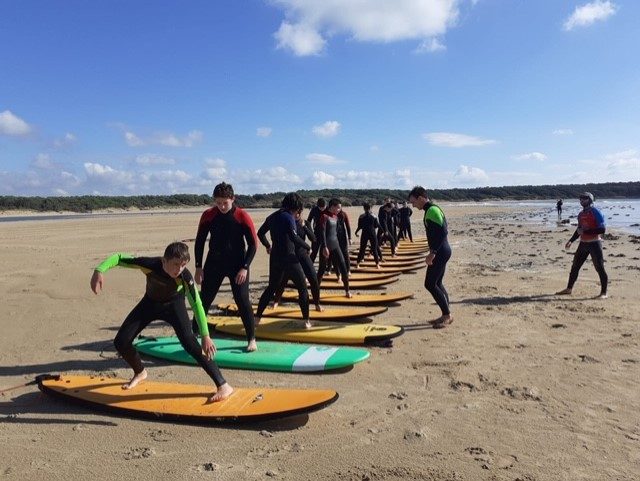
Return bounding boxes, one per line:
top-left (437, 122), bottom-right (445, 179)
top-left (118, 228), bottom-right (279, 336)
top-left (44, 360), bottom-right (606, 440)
top-left (1, 204), bottom-right (638, 481)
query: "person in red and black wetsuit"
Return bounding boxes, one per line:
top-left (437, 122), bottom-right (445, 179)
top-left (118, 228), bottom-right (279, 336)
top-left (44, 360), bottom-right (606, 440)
top-left (194, 182), bottom-right (258, 352)
top-left (556, 192), bottom-right (608, 299)
top-left (90, 242), bottom-right (233, 402)
top-left (306, 198), bottom-right (326, 263)
top-left (317, 198), bottom-right (352, 298)
top-left (255, 193), bottom-right (313, 328)
top-left (355, 202), bottom-right (382, 268)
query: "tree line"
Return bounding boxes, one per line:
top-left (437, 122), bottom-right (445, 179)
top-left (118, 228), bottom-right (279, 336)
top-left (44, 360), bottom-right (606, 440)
top-left (1, 181), bottom-right (638, 213)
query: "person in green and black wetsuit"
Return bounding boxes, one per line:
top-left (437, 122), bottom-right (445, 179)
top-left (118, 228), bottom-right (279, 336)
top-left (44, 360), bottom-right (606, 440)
top-left (90, 242), bottom-right (233, 402)
top-left (408, 186), bottom-right (453, 328)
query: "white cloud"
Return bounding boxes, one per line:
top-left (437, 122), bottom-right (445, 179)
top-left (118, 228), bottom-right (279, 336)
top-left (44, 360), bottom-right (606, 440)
top-left (552, 128), bottom-right (574, 136)
top-left (312, 120), bottom-right (341, 138)
top-left (135, 154), bottom-right (176, 166)
top-left (415, 37), bottom-right (446, 53)
top-left (306, 153), bottom-right (344, 164)
top-left (0, 110), bottom-right (32, 136)
top-left (311, 170), bottom-right (336, 186)
top-left (124, 129), bottom-right (203, 148)
top-left (513, 152), bottom-right (548, 162)
top-left (53, 132), bottom-right (77, 148)
top-left (205, 158), bottom-right (227, 168)
top-left (271, 0), bottom-right (460, 56)
top-left (452, 165), bottom-right (489, 184)
top-left (605, 149), bottom-right (640, 175)
top-left (309, 168), bottom-right (413, 188)
top-left (423, 131), bottom-right (497, 147)
top-left (84, 162), bottom-right (134, 185)
top-left (563, 1), bottom-right (617, 31)
top-left (257, 127), bottom-right (273, 138)
top-left (32, 153), bottom-right (55, 170)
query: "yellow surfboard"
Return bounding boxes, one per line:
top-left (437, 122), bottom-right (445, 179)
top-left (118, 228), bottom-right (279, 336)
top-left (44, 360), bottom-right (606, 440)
top-left (351, 264), bottom-right (424, 273)
top-left (210, 316), bottom-right (404, 345)
top-left (289, 277), bottom-right (398, 289)
top-left (38, 374), bottom-right (338, 423)
top-left (216, 303), bottom-right (387, 321)
top-left (322, 271), bottom-right (399, 281)
top-left (279, 290), bottom-right (414, 305)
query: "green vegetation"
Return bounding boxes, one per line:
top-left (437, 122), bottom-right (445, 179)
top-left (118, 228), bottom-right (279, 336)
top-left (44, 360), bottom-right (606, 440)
top-left (1, 182), bottom-right (638, 213)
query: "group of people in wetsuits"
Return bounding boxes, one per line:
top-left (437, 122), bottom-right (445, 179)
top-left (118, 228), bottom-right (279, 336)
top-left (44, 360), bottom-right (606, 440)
top-left (89, 180), bottom-right (608, 403)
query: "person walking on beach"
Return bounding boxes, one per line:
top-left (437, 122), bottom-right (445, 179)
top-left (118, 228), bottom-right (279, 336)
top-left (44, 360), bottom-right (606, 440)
top-left (354, 202), bottom-right (382, 268)
top-left (556, 199), bottom-right (563, 219)
top-left (307, 198), bottom-right (326, 263)
top-left (90, 242), bottom-right (233, 402)
top-left (408, 186), bottom-right (453, 328)
top-left (556, 192), bottom-right (608, 299)
top-left (317, 198), bottom-right (352, 298)
top-left (256, 193), bottom-right (312, 328)
top-left (194, 182), bottom-right (258, 351)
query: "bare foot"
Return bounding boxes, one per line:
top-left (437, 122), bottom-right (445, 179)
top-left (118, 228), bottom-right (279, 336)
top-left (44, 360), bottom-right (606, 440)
top-left (375, 264), bottom-right (381, 269)
top-left (247, 339), bottom-right (257, 352)
top-left (255, 316), bottom-right (261, 326)
top-left (433, 315), bottom-right (453, 329)
top-left (207, 383), bottom-right (234, 403)
top-left (271, 302), bottom-right (279, 309)
top-left (345, 291), bottom-right (353, 299)
top-left (122, 369), bottom-right (147, 390)
top-left (356, 263), bottom-right (360, 268)
top-left (303, 319), bottom-right (312, 329)
top-left (555, 288), bottom-right (572, 295)
top-left (596, 293), bottom-right (608, 299)
top-left (315, 304), bottom-right (324, 312)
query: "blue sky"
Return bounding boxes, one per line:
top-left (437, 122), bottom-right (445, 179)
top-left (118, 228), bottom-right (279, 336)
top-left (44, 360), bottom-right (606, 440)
top-left (1, 0), bottom-right (638, 196)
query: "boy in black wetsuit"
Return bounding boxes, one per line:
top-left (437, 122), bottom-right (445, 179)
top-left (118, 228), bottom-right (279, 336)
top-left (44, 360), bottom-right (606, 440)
top-left (256, 193), bottom-right (313, 328)
top-left (307, 198), bottom-right (326, 263)
top-left (317, 198), bottom-right (352, 298)
top-left (336, 209), bottom-right (352, 275)
top-left (378, 202), bottom-right (397, 257)
top-left (409, 186), bottom-right (453, 329)
top-left (89, 242), bottom-right (233, 402)
top-left (399, 201), bottom-right (413, 241)
top-left (355, 202), bottom-right (382, 268)
top-left (194, 182), bottom-right (258, 352)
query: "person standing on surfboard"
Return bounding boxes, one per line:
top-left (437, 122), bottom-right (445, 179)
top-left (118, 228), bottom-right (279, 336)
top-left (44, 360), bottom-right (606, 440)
top-left (408, 186), bottom-right (453, 328)
top-left (354, 202), bottom-right (382, 268)
top-left (336, 208), bottom-right (352, 276)
top-left (90, 242), bottom-right (233, 402)
top-left (555, 192), bottom-right (608, 299)
top-left (399, 201), bottom-right (413, 242)
top-left (256, 193), bottom-right (313, 328)
top-left (306, 197), bottom-right (326, 263)
top-left (194, 182), bottom-right (258, 352)
top-left (317, 198), bottom-right (352, 299)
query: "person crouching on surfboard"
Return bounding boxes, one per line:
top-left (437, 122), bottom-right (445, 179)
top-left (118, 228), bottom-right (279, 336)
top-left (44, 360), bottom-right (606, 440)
top-left (90, 241), bottom-right (233, 402)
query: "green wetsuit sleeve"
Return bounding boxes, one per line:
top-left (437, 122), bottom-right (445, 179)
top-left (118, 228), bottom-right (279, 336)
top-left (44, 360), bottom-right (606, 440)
top-left (184, 279), bottom-right (210, 337)
top-left (425, 206), bottom-right (445, 227)
top-left (94, 253), bottom-right (136, 273)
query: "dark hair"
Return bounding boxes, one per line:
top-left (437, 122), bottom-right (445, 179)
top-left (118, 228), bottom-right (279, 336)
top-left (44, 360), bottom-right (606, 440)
top-left (363, 202), bottom-right (371, 211)
top-left (384, 202), bottom-right (392, 209)
top-left (408, 186), bottom-right (427, 199)
top-left (163, 242), bottom-right (190, 262)
top-left (328, 198), bottom-right (341, 208)
top-left (213, 182), bottom-right (234, 199)
top-left (317, 198), bottom-right (326, 208)
top-left (281, 192), bottom-right (304, 211)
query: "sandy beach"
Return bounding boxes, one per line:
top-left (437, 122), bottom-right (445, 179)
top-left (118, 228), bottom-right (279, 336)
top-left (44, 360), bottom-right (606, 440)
top-left (1, 203), bottom-right (638, 481)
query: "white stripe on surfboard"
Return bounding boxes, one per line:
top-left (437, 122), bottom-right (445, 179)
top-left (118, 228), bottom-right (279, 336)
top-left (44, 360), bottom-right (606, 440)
top-left (292, 346), bottom-right (340, 372)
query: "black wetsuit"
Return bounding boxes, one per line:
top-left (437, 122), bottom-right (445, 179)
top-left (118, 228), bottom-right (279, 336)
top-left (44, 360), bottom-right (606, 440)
top-left (556, 200), bottom-right (563, 217)
top-left (355, 211), bottom-right (381, 264)
top-left (377, 207), bottom-right (396, 256)
top-left (273, 219), bottom-right (321, 306)
top-left (195, 205), bottom-right (257, 340)
top-left (422, 202), bottom-right (452, 316)
top-left (399, 206), bottom-right (413, 241)
top-left (256, 209), bottom-right (310, 319)
top-left (337, 211), bottom-right (352, 273)
top-left (95, 254), bottom-right (226, 386)
top-left (318, 211), bottom-right (350, 291)
top-left (307, 205), bottom-right (324, 262)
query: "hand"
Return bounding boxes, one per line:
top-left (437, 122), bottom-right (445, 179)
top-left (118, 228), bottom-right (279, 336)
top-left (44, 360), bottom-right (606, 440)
top-left (90, 271), bottom-right (104, 294)
top-left (565, 241), bottom-right (572, 250)
top-left (201, 335), bottom-right (216, 360)
top-left (195, 267), bottom-right (204, 285)
top-left (322, 247), bottom-right (329, 259)
top-left (266, 246), bottom-right (272, 255)
top-left (425, 252), bottom-right (435, 266)
top-left (235, 268), bottom-right (248, 285)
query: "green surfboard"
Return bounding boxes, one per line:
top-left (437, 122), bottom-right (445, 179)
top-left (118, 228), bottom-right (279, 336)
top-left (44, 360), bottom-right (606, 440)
top-left (134, 336), bottom-right (370, 373)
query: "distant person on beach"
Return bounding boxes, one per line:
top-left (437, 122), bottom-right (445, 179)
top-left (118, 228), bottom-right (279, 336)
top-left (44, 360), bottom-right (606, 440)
top-left (354, 202), bottom-right (382, 268)
top-left (408, 186), bottom-right (453, 328)
top-left (378, 202), bottom-right (397, 256)
top-left (556, 199), bottom-right (563, 218)
top-left (256, 193), bottom-right (312, 328)
top-left (399, 201), bottom-right (413, 241)
top-left (556, 192), bottom-right (608, 299)
top-left (194, 182), bottom-right (258, 351)
top-left (318, 198), bottom-right (352, 298)
top-left (89, 242), bottom-right (233, 402)
top-left (307, 198), bottom-right (326, 263)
